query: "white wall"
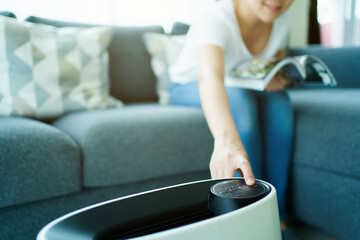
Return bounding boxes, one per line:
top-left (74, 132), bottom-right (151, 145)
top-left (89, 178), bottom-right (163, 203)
top-left (289, 0), bottom-right (311, 47)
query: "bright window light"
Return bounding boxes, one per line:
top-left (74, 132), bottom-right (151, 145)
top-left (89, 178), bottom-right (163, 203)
top-left (356, 0), bottom-right (360, 19)
top-left (0, 0), bottom-right (212, 31)
top-left (317, 0), bottom-right (336, 25)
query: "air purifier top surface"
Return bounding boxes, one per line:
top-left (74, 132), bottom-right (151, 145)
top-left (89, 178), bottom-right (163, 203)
top-left (210, 179), bottom-right (270, 199)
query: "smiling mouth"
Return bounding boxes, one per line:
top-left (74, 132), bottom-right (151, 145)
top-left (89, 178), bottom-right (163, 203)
top-left (264, 3), bottom-right (282, 13)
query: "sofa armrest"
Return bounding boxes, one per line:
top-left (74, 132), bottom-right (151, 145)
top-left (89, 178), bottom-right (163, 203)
top-left (287, 88), bottom-right (360, 240)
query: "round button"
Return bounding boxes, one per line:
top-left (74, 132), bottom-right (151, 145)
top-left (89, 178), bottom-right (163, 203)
top-left (211, 180), bottom-right (267, 199)
top-left (208, 179), bottom-right (271, 216)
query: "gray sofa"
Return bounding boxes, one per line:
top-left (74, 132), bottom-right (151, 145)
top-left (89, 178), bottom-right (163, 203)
top-left (0, 13), bottom-right (359, 240)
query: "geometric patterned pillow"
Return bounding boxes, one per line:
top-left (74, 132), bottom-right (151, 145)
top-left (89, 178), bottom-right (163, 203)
top-left (0, 16), bottom-right (122, 119)
top-left (143, 32), bottom-right (186, 105)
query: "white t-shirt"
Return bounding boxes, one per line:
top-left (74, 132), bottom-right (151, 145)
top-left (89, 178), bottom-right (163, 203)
top-left (169, 0), bottom-right (291, 85)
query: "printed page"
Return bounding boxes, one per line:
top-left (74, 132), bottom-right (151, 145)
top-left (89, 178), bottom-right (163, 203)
top-left (230, 58), bottom-right (282, 81)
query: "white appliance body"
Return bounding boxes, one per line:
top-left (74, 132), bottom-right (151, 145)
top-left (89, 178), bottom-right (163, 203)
top-left (37, 178), bottom-right (281, 240)
top-left (133, 179), bottom-right (281, 240)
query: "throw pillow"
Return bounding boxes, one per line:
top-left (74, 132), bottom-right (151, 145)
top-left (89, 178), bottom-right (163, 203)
top-left (143, 32), bottom-right (186, 105)
top-left (0, 16), bottom-right (122, 119)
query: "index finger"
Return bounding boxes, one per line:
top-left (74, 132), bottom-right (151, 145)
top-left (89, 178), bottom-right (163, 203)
top-left (237, 160), bottom-right (255, 185)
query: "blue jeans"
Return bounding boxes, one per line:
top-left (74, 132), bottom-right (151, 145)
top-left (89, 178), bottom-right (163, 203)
top-left (170, 82), bottom-right (294, 219)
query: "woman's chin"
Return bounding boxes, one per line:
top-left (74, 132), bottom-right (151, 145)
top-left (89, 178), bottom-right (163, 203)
top-left (258, 12), bottom-right (282, 23)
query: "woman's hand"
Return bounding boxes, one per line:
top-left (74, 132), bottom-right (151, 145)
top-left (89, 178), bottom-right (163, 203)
top-left (266, 71), bottom-right (291, 92)
top-left (210, 139), bottom-right (255, 185)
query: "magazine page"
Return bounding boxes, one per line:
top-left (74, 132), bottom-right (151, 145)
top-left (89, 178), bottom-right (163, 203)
top-left (301, 55), bottom-right (337, 87)
top-left (225, 55), bottom-right (337, 90)
top-left (229, 58), bottom-right (282, 81)
top-left (226, 57), bottom-right (304, 90)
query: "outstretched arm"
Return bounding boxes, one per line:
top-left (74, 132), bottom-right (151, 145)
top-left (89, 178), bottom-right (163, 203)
top-left (198, 44), bottom-right (255, 185)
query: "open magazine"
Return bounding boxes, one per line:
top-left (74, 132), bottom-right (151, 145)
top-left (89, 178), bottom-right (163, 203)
top-left (225, 55), bottom-right (337, 91)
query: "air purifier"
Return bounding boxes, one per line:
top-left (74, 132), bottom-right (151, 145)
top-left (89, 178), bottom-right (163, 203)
top-left (37, 178), bottom-right (281, 240)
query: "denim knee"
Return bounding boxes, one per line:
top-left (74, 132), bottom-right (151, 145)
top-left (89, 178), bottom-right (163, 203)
top-left (169, 83), bottom-right (202, 107)
top-left (226, 88), bottom-right (259, 132)
top-left (262, 91), bottom-right (293, 138)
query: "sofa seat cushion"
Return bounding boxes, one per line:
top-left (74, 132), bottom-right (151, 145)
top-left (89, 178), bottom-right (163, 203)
top-left (53, 104), bottom-right (213, 187)
top-left (0, 117), bottom-right (81, 208)
top-left (289, 164), bottom-right (360, 240)
top-left (287, 88), bottom-right (360, 239)
top-left (288, 88), bottom-right (360, 177)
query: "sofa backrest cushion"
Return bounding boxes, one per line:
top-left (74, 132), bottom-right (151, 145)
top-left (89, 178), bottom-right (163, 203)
top-left (170, 22), bottom-right (190, 36)
top-left (26, 16), bottom-right (165, 103)
top-left (0, 11), bottom-right (16, 18)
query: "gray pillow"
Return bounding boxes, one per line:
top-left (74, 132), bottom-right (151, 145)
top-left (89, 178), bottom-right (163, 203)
top-left (0, 16), bottom-right (122, 119)
top-left (143, 32), bottom-right (186, 104)
top-left (26, 16), bottom-right (165, 103)
top-left (170, 22), bottom-right (190, 36)
top-left (0, 11), bottom-right (16, 18)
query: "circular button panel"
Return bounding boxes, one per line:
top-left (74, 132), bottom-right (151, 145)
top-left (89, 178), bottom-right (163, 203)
top-left (210, 180), bottom-right (268, 199)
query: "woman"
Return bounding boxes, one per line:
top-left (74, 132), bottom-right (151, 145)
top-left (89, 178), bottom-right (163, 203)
top-left (169, 0), bottom-right (294, 231)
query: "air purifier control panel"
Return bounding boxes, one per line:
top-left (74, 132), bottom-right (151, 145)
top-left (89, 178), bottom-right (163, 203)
top-left (210, 180), bottom-right (268, 198)
top-left (208, 179), bottom-right (271, 216)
